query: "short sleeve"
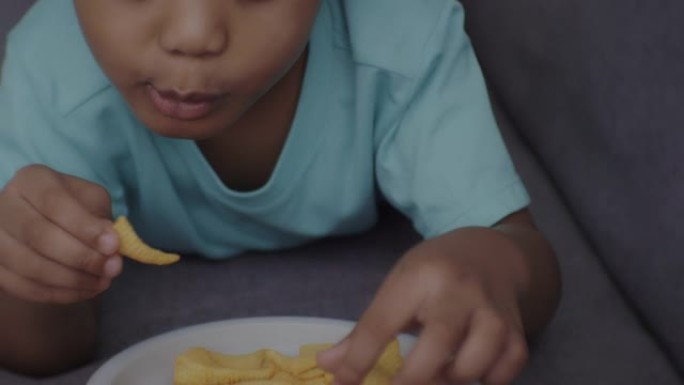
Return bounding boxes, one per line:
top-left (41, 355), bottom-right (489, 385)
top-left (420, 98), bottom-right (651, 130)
top-left (0, 39), bottom-right (54, 185)
top-left (375, 2), bottom-right (529, 239)
top-left (0, 36), bottom-right (128, 217)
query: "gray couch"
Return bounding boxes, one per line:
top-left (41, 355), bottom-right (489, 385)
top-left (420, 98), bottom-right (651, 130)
top-left (1, 1), bottom-right (683, 384)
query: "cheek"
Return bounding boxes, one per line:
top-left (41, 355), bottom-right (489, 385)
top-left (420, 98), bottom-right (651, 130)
top-left (227, 16), bottom-right (311, 96)
top-left (80, 22), bottom-right (150, 90)
top-left (228, 52), bottom-right (300, 97)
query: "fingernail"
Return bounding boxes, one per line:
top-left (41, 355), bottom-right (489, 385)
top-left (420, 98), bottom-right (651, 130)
top-left (104, 256), bottom-right (122, 278)
top-left (98, 231), bottom-right (118, 255)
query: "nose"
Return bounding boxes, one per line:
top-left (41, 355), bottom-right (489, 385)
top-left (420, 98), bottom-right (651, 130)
top-left (158, 4), bottom-right (228, 58)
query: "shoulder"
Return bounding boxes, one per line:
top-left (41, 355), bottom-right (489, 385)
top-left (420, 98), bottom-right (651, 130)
top-left (4, 0), bottom-right (111, 115)
top-left (325, 0), bottom-right (466, 78)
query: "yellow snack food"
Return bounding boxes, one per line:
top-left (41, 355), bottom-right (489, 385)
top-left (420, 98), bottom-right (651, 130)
top-left (174, 340), bottom-right (402, 385)
top-left (113, 216), bottom-right (180, 265)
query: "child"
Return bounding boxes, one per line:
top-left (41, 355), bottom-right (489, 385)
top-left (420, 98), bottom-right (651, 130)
top-left (0, 0), bottom-right (561, 384)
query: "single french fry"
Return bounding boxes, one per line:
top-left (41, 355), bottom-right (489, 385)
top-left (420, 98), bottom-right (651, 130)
top-left (113, 216), bottom-right (180, 265)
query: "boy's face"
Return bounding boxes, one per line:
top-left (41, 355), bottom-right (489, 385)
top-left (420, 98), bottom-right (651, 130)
top-left (74, 0), bottom-right (321, 139)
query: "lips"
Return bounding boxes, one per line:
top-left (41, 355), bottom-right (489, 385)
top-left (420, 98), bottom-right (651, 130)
top-left (146, 84), bottom-right (224, 120)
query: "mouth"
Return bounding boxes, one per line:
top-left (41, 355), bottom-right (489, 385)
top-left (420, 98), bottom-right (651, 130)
top-left (145, 83), bottom-right (225, 120)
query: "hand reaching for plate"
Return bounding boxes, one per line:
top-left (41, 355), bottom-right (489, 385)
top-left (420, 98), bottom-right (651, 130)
top-left (317, 227), bottom-right (531, 385)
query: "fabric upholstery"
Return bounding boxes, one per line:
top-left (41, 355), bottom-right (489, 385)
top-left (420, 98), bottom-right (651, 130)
top-left (461, 0), bottom-right (684, 371)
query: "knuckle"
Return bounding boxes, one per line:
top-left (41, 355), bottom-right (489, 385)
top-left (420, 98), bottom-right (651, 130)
top-left (37, 187), bottom-right (67, 217)
top-left (13, 165), bottom-right (55, 190)
top-left (22, 217), bottom-right (50, 250)
top-left (15, 164), bottom-right (47, 180)
top-left (415, 256), bottom-right (449, 280)
top-left (415, 261), bottom-right (462, 295)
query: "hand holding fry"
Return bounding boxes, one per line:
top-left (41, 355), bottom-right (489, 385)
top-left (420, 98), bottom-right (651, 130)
top-left (0, 165), bottom-right (122, 304)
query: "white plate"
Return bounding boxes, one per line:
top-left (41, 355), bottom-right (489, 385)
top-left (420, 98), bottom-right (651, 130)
top-left (87, 316), bottom-right (416, 385)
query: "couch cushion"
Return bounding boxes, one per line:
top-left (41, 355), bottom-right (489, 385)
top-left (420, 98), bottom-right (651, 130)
top-left (497, 101), bottom-right (681, 384)
top-left (0, 1), bottom-right (32, 66)
top-left (461, 0), bottom-right (684, 373)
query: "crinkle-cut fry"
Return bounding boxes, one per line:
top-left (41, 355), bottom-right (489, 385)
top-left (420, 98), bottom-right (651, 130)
top-left (298, 344), bottom-right (333, 358)
top-left (175, 348), bottom-right (275, 385)
top-left (174, 340), bottom-right (403, 385)
top-left (374, 339), bottom-right (402, 375)
top-left (113, 216), bottom-right (180, 265)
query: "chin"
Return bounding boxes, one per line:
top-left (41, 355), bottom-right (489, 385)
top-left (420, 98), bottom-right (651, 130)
top-left (136, 109), bottom-right (228, 140)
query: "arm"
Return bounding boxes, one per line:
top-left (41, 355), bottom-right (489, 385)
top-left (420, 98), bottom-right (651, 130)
top-left (0, 295), bottom-right (99, 377)
top-left (318, 208), bottom-right (561, 385)
top-left (0, 11), bottom-right (125, 376)
top-left (0, 166), bottom-right (123, 377)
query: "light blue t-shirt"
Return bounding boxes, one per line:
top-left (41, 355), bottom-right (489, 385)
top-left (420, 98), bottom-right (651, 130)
top-left (0, 0), bottom-right (529, 258)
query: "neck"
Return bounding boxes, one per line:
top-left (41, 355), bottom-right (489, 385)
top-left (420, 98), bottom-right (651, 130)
top-left (195, 48), bottom-right (309, 191)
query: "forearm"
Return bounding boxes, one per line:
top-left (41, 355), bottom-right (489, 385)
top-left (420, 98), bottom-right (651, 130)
top-left (0, 293), bottom-right (99, 376)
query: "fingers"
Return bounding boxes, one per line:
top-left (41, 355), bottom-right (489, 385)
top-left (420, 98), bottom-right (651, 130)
top-left (0, 230), bottom-right (108, 292)
top-left (318, 245), bottom-right (530, 385)
top-left (318, 275), bottom-right (420, 385)
top-left (0, 165), bottom-right (122, 304)
top-left (0, 264), bottom-right (101, 304)
top-left (323, 307), bottom-right (527, 385)
top-left (2, 195), bottom-right (118, 278)
top-left (482, 332), bottom-right (528, 385)
top-left (447, 307), bottom-right (508, 383)
top-left (13, 166), bottom-right (117, 256)
top-left (394, 320), bottom-right (465, 385)
top-left (445, 308), bottom-right (527, 385)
